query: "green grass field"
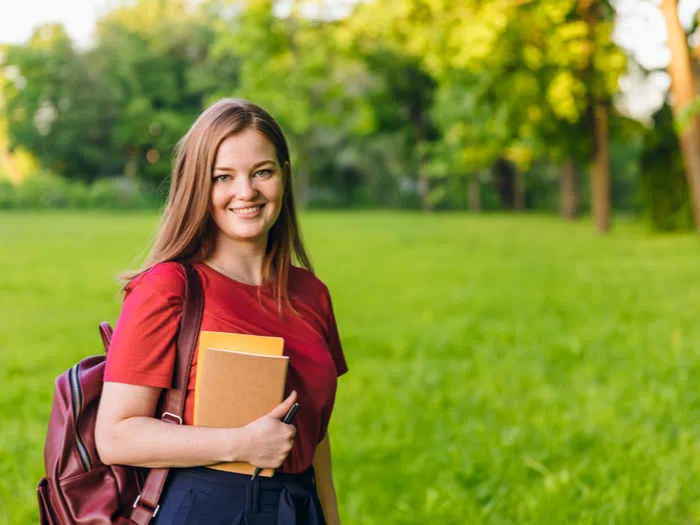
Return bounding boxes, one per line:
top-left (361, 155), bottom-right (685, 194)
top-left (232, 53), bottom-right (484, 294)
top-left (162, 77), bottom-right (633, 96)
top-left (2, 211), bottom-right (700, 524)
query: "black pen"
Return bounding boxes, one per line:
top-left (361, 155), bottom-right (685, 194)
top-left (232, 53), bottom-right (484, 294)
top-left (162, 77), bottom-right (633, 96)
top-left (251, 402), bottom-right (300, 480)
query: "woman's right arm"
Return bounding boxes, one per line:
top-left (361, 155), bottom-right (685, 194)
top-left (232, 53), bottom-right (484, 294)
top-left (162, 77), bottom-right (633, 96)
top-left (95, 382), bottom-right (297, 469)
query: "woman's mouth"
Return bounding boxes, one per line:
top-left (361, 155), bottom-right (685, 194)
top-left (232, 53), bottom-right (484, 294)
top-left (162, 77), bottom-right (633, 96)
top-left (230, 204), bottom-right (264, 217)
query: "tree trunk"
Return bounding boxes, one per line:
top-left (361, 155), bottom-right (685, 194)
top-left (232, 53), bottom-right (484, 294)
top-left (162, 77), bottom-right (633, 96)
top-left (693, 10), bottom-right (700, 94)
top-left (578, 0), bottom-right (612, 233)
top-left (412, 109), bottom-right (433, 211)
top-left (514, 169), bottom-right (525, 210)
top-left (493, 158), bottom-right (516, 209)
top-left (591, 101), bottom-right (611, 233)
top-left (124, 150), bottom-right (139, 180)
top-left (661, 0), bottom-right (700, 232)
top-left (560, 159), bottom-right (580, 219)
top-left (467, 177), bottom-right (481, 211)
top-left (417, 174), bottom-right (432, 211)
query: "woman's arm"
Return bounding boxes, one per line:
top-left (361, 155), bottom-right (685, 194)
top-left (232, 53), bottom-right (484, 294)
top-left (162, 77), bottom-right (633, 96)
top-left (312, 433), bottom-right (341, 525)
top-left (95, 381), bottom-right (297, 469)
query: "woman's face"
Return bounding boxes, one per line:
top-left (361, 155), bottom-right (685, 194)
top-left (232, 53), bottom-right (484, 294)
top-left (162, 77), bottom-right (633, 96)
top-left (209, 128), bottom-right (284, 250)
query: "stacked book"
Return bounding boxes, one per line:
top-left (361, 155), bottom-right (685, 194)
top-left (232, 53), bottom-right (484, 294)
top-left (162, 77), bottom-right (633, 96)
top-left (194, 331), bottom-right (288, 477)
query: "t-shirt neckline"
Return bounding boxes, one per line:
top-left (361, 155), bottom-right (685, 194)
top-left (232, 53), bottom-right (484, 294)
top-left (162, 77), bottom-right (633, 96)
top-left (198, 262), bottom-right (273, 292)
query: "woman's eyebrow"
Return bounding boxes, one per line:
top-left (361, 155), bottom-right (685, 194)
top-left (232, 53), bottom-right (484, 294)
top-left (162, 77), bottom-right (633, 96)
top-left (213, 160), bottom-right (277, 172)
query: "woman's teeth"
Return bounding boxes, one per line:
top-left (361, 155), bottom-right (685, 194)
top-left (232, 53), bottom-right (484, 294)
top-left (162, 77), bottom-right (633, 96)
top-left (231, 205), bottom-right (262, 216)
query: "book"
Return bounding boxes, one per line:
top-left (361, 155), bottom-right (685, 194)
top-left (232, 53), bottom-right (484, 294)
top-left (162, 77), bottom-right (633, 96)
top-left (197, 330), bottom-right (285, 358)
top-left (194, 336), bottom-right (288, 477)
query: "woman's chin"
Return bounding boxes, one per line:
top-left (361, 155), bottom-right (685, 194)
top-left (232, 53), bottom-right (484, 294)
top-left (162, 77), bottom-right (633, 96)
top-left (219, 228), bottom-right (269, 246)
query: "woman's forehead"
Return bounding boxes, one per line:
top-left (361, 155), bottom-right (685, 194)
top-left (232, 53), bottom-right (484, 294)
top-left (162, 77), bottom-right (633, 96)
top-left (214, 129), bottom-right (278, 169)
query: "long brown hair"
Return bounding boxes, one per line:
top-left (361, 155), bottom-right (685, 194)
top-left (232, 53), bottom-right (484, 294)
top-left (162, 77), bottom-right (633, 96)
top-left (126, 98), bottom-right (313, 309)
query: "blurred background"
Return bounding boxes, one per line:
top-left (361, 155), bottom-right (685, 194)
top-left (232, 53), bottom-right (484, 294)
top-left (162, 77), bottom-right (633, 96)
top-left (2, 0), bottom-right (700, 231)
top-left (5, 1), bottom-right (700, 524)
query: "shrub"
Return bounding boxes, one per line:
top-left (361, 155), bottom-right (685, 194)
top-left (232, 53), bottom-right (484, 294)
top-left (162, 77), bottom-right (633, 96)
top-left (87, 177), bottom-right (160, 209)
top-left (13, 172), bottom-right (90, 209)
top-left (0, 179), bottom-right (16, 209)
top-left (0, 173), bottom-right (165, 210)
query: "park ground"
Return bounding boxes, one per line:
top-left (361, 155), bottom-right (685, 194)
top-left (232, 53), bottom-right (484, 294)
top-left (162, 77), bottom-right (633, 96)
top-left (1, 211), bottom-right (700, 524)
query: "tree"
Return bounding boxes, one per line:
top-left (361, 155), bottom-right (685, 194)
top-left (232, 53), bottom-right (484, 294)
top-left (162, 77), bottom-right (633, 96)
top-left (212, 0), bottom-right (374, 207)
top-left (345, 46), bottom-right (438, 209)
top-left (93, 0), bottom-right (226, 183)
top-left (1, 1), bottom-right (227, 184)
top-left (660, 0), bottom-right (700, 232)
top-left (1, 25), bottom-right (121, 181)
top-left (345, 0), bottom-right (625, 227)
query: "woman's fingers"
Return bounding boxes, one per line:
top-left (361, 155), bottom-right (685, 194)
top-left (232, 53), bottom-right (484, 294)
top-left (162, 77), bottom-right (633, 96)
top-left (266, 390), bottom-right (297, 419)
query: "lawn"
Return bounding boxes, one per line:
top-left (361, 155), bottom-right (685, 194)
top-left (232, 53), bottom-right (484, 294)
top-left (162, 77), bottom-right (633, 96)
top-left (1, 211), bottom-right (700, 524)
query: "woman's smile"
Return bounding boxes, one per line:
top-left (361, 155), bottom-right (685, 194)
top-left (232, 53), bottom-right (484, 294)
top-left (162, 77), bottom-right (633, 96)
top-left (229, 203), bottom-right (265, 217)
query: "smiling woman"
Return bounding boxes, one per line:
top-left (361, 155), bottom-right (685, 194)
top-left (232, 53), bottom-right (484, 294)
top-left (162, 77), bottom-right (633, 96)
top-left (94, 99), bottom-right (347, 525)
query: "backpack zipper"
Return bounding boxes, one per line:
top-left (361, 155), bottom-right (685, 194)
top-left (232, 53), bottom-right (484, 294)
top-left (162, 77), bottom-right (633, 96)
top-left (69, 364), bottom-right (92, 471)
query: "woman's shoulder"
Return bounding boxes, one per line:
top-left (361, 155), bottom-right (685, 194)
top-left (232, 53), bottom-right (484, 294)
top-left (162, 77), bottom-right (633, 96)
top-left (289, 266), bottom-right (333, 311)
top-left (125, 261), bottom-right (186, 296)
top-left (289, 266), bottom-right (328, 292)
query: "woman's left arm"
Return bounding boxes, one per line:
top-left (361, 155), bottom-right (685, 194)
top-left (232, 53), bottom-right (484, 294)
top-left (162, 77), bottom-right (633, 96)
top-left (313, 433), bottom-right (341, 525)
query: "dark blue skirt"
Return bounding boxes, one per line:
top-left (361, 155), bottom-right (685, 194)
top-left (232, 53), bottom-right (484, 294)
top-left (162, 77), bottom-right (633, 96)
top-left (153, 467), bottom-right (326, 525)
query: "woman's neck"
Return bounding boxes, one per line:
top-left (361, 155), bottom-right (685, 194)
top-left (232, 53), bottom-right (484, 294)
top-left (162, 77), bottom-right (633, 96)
top-left (205, 241), bottom-right (267, 286)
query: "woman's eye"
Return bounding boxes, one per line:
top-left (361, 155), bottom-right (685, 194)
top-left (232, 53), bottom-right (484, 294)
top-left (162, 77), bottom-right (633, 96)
top-left (213, 174), bottom-right (230, 183)
top-left (254, 169), bottom-right (274, 179)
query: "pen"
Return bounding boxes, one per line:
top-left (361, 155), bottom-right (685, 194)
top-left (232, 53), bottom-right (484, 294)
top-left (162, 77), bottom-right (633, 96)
top-left (251, 402), bottom-right (300, 480)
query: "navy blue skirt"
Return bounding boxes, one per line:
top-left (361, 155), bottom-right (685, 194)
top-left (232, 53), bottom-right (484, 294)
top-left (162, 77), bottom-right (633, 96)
top-left (153, 467), bottom-right (326, 525)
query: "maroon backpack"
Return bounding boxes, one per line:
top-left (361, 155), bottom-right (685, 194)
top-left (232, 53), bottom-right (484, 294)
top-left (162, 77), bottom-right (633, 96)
top-left (37, 264), bottom-right (203, 524)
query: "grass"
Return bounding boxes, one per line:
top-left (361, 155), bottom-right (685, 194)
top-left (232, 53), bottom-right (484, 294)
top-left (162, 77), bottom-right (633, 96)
top-left (1, 211), bottom-right (700, 524)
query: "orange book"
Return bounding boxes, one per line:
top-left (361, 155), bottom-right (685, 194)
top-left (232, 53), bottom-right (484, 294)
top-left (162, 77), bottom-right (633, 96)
top-left (197, 330), bottom-right (284, 358)
top-left (194, 335), bottom-right (288, 477)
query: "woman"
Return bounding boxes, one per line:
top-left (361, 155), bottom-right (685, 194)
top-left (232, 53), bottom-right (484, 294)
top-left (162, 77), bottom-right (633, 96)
top-left (95, 98), bottom-right (347, 524)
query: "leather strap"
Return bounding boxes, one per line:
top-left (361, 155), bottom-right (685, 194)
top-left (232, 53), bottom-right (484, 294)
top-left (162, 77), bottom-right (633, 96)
top-left (99, 321), bottom-right (113, 352)
top-left (129, 263), bottom-right (204, 524)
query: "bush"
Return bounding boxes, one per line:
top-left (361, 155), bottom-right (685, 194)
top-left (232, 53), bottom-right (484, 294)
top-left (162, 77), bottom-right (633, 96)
top-left (0, 173), bottom-right (165, 210)
top-left (13, 172), bottom-right (90, 209)
top-left (0, 179), bottom-right (16, 209)
top-left (88, 177), bottom-right (160, 209)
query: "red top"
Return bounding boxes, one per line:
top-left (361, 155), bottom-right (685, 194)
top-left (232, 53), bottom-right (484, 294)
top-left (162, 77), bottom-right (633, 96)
top-left (104, 262), bottom-right (347, 473)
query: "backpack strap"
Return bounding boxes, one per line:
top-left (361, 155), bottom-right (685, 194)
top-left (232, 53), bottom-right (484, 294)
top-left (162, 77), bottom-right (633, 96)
top-left (129, 263), bottom-right (204, 525)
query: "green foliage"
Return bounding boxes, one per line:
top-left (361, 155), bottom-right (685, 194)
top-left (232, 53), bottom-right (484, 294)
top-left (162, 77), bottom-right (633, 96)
top-left (12, 172), bottom-right (90, 208)
top-left (0, 0), bottom-right (682, 222)
top-left (0, 173), bottom-right (163, 210)
top-left (1, 25), bottom-right (120, 182)
top-left (4, 212), bottom-right (700, 523)
top-left (0, 179), bottom-right (15, 208)
top-left (356, 0), bottom-right (627, 179)
top-left (1, 1), bottom-right (230, 185)
top-left (87, 177), bottom-right (161, 209)
top-left (91, 0), bottom-right (225, 183)
top-left (640, 106), bottom-right (694, 231)
top-left (208, 0), bottom-right (381, 205)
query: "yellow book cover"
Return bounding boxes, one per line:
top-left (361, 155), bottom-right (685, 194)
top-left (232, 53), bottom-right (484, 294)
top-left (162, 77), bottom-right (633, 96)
top-left (197, 330), bottom-right (284, 357)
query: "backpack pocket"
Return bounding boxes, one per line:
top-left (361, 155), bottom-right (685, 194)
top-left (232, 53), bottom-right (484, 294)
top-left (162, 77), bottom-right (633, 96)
top-left (58, 466), bottom-right (120, 524)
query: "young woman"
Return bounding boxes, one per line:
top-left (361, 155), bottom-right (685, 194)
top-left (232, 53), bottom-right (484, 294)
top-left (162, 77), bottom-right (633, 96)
top-left (95, 98), bottom-right (347, 524)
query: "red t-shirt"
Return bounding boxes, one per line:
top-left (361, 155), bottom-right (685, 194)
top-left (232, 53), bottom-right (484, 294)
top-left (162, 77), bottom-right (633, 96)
top-left (104, 262), bottom-right (348, 473)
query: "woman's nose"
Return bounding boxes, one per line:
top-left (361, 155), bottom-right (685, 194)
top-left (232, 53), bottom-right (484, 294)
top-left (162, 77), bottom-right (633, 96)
top-left (233, 175), bottom-right (257, 199)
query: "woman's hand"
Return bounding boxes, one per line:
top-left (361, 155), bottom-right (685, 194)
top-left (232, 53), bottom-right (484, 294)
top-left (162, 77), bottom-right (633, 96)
top-left (239, 390), bottom-right (298, 468)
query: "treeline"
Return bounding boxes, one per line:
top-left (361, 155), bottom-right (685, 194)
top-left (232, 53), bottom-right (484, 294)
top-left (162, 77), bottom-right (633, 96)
top-left (0, 0), bottom-right (697, 231)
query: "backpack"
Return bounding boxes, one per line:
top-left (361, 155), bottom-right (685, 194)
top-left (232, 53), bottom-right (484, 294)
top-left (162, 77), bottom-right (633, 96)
top-left (37, 264), bottom-right (203, 524)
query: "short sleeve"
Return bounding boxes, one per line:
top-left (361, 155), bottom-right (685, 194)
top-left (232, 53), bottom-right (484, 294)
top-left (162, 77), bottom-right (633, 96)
top-left (321, 285), bottom-right (348, 377)
top-left (104, 262), bottom-right (186, 388)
